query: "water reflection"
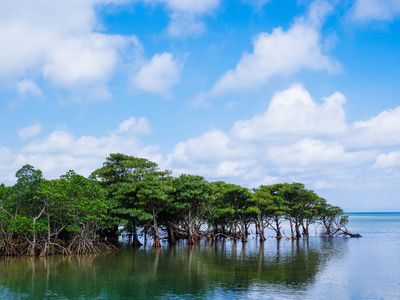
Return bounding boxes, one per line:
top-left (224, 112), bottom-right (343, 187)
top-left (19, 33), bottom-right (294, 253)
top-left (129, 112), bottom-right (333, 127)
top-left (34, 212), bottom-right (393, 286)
top-left (0, 238), bottom-right (348, 299)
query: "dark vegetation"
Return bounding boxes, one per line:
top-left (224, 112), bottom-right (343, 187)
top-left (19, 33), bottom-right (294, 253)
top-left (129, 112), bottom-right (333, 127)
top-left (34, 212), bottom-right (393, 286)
top-left (0, 153), bottom-right (360, 256)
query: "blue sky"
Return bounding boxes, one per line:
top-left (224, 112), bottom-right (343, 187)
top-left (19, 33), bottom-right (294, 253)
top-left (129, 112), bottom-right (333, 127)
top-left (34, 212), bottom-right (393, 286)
top-left (1, 0), bottom-right (400, 211)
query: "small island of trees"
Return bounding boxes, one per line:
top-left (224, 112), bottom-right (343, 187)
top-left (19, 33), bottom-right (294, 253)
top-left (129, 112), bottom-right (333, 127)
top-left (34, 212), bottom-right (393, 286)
top-left (0, 153), bottom-right (360, 257)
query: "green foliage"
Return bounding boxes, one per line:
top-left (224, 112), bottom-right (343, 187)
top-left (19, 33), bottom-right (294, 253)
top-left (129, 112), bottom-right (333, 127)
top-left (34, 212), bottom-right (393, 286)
top-left (92, 153), bottom-right (163, 227)
top-left (213, 183), bottom-right (257, 219)
top-left (93, 153), bottom-right (158, 184)
top-left (0, 153), bottom-right (351, 256)
top-left (171, 174), bottom-right (212, 216)
top-left (7, 215), bottom-right (49, 234)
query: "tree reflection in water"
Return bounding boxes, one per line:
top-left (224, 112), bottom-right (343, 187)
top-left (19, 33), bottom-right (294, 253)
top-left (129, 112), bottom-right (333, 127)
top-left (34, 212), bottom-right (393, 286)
top-left (0, 238), bottom-right (348, 299)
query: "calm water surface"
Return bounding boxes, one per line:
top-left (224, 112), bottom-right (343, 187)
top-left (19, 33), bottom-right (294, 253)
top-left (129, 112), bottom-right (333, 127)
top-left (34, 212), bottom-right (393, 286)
top-left (1, 213), bottom-right (399, 299)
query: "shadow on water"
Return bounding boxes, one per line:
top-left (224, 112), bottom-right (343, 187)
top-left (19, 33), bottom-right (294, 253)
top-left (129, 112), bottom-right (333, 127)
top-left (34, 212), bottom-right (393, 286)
top-left (0, 238), bottom-right (349, 299)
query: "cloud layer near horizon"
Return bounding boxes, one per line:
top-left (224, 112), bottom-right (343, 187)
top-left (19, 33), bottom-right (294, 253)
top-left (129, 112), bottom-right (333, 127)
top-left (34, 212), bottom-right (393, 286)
top-left (1, 0), bottom-right (400, 213)
top-left (2, 84), bottom-right (400, 210)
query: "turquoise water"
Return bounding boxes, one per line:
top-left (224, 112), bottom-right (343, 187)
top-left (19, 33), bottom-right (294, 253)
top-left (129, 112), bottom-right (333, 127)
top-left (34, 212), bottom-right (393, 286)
top-left (1, 213), bottom-right (399, 299)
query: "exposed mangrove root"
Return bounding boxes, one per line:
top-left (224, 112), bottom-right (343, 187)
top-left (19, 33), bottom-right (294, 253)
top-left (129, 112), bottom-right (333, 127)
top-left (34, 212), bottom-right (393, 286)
top-left (0, 233), bottom-right (117, 257)
top-left (152, 238), bottom-right (162, 248)
top-left (187, 235), bottom-right (195, 245)
top-left (67, 234), bottom-right (118, 254)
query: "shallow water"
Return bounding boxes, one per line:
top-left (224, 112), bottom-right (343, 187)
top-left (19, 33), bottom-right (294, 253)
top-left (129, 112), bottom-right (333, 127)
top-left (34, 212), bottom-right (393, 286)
top-left (1, 213), bottom-right (399, 299)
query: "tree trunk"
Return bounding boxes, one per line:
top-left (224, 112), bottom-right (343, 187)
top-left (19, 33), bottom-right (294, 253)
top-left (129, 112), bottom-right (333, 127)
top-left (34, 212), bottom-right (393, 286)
top-left (108, 225), bottom-right (120, 246)
top-left (245, 223), bottom-right (250, 239)
top-left (302, 221), bottom-right (309, 237)
top-left (289, 217), bottom-right (295, 239)
top-left (131, 220), bottom-right (143, 247)
top-left (340, 229), bottom-right (362, 237)
top-left (240, 222), bottom-right (247, 243)
top-left (152, 217), bottom-right (162, 248)
top-left (187, 234), bottom-right (195, 244)
top-left (275, 217), bottom-right (282, 239)
top-left (323, 220), bottom-right (332, 236)
top-left (259, 230), bottom-right (266, 242)
top-left (167, 224), bottom-right (177, 245)
top-left (255, 220), bottom-right (259, 236)
top-left (295, 220), bottom-right (302, 238)
top-left (187, 222), bottom-right (195, 244)
top-left (257, 215), bottom-right (266, 242)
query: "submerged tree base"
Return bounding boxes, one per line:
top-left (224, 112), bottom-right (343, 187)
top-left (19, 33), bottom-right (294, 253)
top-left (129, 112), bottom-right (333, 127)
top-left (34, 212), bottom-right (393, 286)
top-left (0, 236), bottom-right (118, 257)
top-left (152, 238), bottom-right (162, 248)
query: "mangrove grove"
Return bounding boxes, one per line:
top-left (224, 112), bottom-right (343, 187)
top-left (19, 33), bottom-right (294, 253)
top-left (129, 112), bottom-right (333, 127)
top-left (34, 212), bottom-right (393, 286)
top-left (0, 153), bottom-right (359, 256)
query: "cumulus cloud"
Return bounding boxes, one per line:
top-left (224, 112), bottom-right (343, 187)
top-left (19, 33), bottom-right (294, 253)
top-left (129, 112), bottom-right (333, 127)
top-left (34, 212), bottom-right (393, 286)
top-left (166, 0), bottom-right (219, 37)
top-left (168, 130), bottom-right (250, 162)
top-left (18, 121), bottom-right (43, 140)
top-left (0, 0), bottom-right (141, 98)
top-left (231, 84), bottom-right (347, 140)
top-left (17, 79), bottom-right (43, 97)
top-left (0, 146), bottom-right (22, 183)
top-left (165, 130), bottom-right (255, 177)
top-left (118, 117), bottom-right (152, 135)
top-left (7, 84), bottom-right (398, 194)
top-left (194, 0), bottom-right (340, 105)
top-left (142, 0), bottom-right (220, 14)
top-left (268, 138), bottom-right (373, 169)
top-left (167, 13), bottom-right (206, 37)
top-left (3, 84), bottom-right (400, 211)
top-left (166, 84), bottom-right (397, 198)
top-left (350, 0), bottom-right (400, 22)
top-left (143, 0), bottom-right (220, 37)
top-left (132, 52), bottom-right (181, 97)
top-left (374, 151), bottom-right (400, 169)
top-left (42, 34), bottom-right (129, 89)
top-left (351, 106), bottom-right (400, 147)
top-left (0, 116), bottom-right (160, 185)
top-left (168, 86), bottom-right (355, 181)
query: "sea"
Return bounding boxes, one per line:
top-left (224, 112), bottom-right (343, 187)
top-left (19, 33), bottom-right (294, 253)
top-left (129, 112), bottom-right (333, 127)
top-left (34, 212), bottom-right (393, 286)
top-left (0, 213), bottom-right (399, 299)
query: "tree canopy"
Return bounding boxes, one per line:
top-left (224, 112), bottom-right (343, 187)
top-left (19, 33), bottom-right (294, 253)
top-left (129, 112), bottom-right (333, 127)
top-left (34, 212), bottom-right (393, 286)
top-left (0, 153), bottom-right (359, 257)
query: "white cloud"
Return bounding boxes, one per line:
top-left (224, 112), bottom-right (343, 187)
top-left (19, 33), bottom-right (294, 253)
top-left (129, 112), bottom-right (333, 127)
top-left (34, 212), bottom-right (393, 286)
top-left (165, 83), bottom-right (374, 182)
top-left (312, 180), bottom-right (333, 190)
top-left (306, 0), bottom-right (335, 27)
top-left (0, 116), bottom-right (160, 184)
top-left (351, 0), bottom-right (400, 22)
top-left (22, 131), bottom-right (75, 154)
top-left (374, 152), bottom-right (400, 169)
top-left (143, 0), bottom-right (220, 37)
top-left (0, 0), bottom-right (141, 98)
top-left (241, 167), bottom-right (280, 188)
top-left (351, 106), bottom-right (400, 147)
top-left (242, 0), bottom-right (271, 10)
top-left (167, 13), bottom-right (206, 37)
top-left (18, 121), bottom-right (43, 140)
top-left (167, 130), bottom-right (248, 163)
top-left (194, 1), bottom-right (340, 104)
top-left (17, 79), bottom-right (43, 97)
top-left (231, 84), bottom-right (347, 140)
top-left (166, 84), bottom-right (400, 210)
top-left (3, 83), bottom-right (400, 211)
top-left (268, 138), bottom-right (373, 168)
top-left (118, 117), bottom-right (152, 135)
top-left (161, 0), bottom-right (220, 14)
top-left (165, 129), bottom-right (255, 178)
top-left (0, 146), bottom-right (21, 183)
top-left (132, 52), bottom-right (181, 97)
top-left (42, 34), bottom-right (128, 89)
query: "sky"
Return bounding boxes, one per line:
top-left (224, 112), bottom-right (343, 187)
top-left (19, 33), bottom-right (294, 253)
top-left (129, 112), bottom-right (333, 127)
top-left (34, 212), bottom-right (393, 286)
top-left (1, 0), bottom-right (400, 211)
